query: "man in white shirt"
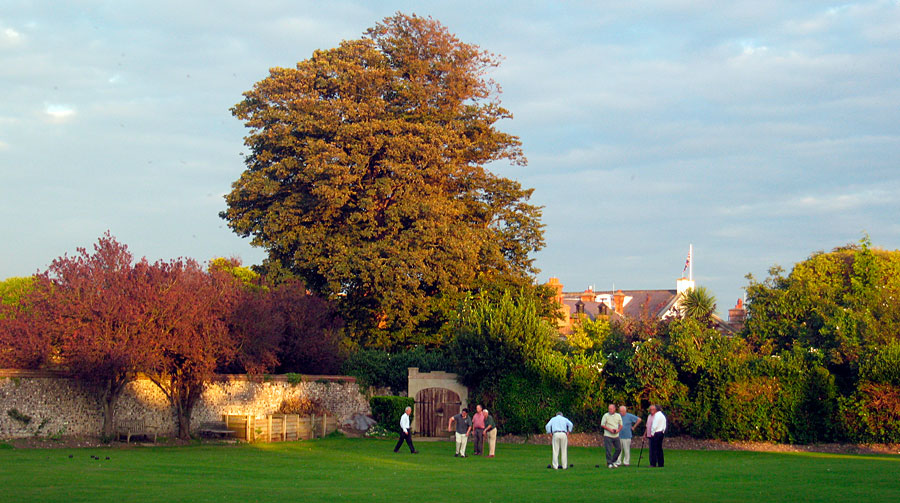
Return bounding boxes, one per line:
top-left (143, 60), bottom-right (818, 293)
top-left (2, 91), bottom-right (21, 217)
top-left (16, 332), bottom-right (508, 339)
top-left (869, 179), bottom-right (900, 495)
top-left (544, 412), bottom-right (573, 470)
top-left (393, 406), bottom-right (418, 454)
top-left (648, 404), bottom-right (667, 467)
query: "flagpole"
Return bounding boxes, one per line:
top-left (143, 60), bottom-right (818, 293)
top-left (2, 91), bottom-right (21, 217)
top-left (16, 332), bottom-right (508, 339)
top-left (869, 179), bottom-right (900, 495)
top-left (689, 243), bottom-right (693, 282)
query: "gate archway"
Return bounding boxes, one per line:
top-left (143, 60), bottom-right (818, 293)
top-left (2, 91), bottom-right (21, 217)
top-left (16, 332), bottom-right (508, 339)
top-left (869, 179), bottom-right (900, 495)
top-left (414, 388), bottom-right (461, 437)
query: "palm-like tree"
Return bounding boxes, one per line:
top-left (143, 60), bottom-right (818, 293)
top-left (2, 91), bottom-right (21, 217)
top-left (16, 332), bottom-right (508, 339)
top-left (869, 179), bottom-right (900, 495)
top-left (680, 286), bottom-right (717, 321)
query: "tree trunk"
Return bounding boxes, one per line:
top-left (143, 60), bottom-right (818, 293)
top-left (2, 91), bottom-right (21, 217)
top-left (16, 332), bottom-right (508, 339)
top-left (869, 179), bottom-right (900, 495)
top-left (99, 377), bottom-right (127, 440)
top-left (175, 382), bottom-right (203, 440)
top-left (176, 401), bottom-right (191, 440)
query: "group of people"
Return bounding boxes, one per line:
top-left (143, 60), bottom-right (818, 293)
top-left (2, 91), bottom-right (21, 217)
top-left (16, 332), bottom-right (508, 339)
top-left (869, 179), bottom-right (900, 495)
top-left (392, 403), bottom-right (498, 457)
top-left (447, 404), bottom-right (497, 457)
top-left (547, 404), bottom-right (667, 470)
top-left (394, 402), bottom-right (669, 471)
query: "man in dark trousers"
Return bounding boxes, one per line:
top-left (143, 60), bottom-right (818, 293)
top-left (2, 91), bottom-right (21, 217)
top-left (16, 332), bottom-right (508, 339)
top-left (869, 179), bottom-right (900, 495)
top-left (647, 404), bottom-right (667, 467)
top-left (471, 404), bottom-right (486, 455)
top-left (394, 406), bottom-right (418, 454)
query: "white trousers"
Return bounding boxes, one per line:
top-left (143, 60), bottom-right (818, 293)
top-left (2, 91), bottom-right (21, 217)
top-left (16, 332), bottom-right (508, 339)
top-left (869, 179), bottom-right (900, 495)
top-left (551, 432), bottom-right (568, 469)
top-left (617, 438), bottom-right (632, 465)
top-left (455, 432), bottom-right (468, 455)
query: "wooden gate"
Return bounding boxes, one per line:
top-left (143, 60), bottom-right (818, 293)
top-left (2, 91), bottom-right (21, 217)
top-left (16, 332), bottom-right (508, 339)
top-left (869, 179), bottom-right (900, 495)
top-left (414, 388), bottom-right (461, 437)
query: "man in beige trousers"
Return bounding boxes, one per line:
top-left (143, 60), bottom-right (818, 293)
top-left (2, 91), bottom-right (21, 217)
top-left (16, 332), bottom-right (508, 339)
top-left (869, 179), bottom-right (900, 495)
top-left (545, 411), bottom-right (573, 470)
top-left (483, 409), bottom-right (497, 457)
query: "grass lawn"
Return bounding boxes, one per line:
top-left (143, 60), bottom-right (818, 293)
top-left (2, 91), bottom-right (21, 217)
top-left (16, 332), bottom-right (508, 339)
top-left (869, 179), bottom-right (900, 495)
top-left (1, 436), bottom-right (897, 502)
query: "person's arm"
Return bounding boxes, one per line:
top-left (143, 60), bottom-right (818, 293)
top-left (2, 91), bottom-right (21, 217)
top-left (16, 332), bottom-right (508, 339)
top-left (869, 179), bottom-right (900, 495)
top-left (448, 417), bottom-right (455, 432)
top-left (600, 416), bottom-right (614, 433)
top-left (633, 416), bottom-right (642, 431)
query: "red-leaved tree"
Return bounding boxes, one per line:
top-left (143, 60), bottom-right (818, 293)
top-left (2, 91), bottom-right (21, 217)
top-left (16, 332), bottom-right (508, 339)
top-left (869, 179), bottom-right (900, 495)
top-left (142, 259), bottom-right (245, 440)
top-left (227, 280), bottom-right (345, 375)
top-left (0, 233), bottom-right (159, 438)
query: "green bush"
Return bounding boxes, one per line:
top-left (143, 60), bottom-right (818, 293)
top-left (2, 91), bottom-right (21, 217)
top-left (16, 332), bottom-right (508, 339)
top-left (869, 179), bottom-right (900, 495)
top-left (492, 371), bottom-right (571, 435)
top-left (839, 382), bottom-right (900, 443)
top-left (343, 346), bottom-right (451, 392)
top-left (369, 396), bottom-right (414, 433)
top-left (860, 340), bottom-right (900, 386)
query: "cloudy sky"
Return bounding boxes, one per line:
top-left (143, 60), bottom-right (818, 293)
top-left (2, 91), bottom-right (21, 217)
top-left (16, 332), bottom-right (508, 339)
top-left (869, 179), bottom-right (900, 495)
top-left (2, 1), bottom-right (899, 311)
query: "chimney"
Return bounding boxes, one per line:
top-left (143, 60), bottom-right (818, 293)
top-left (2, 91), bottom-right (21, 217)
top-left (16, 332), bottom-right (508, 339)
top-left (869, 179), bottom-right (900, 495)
top-left (728, 298), bottom-right (746, 331)
top-left (575, 299), bottom-right (585, 316)
top-left (547, 277), bottom-right (570, 332)
top-left (580, 287), bottom-right (594, 303)
top-left (676, 277), bottom-right (695, 296)
top-left (613, 290), bottom-right (625, 315)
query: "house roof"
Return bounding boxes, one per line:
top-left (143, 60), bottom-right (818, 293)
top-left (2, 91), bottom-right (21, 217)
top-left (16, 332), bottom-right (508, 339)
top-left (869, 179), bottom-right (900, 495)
top-left (561, 289), bottom-right (678, 320)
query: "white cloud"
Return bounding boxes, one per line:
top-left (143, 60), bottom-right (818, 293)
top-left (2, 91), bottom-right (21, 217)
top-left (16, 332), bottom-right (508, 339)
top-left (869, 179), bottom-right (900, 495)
top-left (719, 186), bottom-right (897, 217)
top-left (1, 26), bottom-right (23, 47)
top-left (44, 103), bottom-right (76, 121)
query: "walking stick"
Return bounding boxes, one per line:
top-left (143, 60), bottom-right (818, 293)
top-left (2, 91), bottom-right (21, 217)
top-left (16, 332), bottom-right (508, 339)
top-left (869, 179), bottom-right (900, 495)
top-left (636, 435), bottom-right (646, 467)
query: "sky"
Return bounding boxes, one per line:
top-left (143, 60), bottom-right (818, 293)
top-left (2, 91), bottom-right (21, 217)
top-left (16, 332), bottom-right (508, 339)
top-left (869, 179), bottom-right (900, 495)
top-left (2, 1), bottom-right (899, 312)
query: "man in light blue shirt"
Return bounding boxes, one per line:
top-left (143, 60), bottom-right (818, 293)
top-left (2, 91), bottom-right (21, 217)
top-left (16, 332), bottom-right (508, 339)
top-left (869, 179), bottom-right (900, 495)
top-left (617, 405), bottom-right (642, 466)
top-left (545, 412), bottom-right (573, 470)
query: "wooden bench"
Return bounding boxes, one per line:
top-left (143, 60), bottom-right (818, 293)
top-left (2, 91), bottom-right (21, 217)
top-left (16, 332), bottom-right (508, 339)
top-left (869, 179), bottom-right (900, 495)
top-left (198, 421), bottom-right (236, 439)
top-left (117, 419), bottom-right (157, 443)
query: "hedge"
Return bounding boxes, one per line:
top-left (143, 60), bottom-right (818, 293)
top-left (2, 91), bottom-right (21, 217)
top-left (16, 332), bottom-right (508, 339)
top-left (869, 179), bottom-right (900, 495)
top-left (369, 396), bottom-right (414, 433)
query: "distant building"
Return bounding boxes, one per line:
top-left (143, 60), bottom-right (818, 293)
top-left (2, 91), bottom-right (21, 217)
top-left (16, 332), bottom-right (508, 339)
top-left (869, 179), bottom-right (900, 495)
top-left (546, 277), bottom-right (745, 335)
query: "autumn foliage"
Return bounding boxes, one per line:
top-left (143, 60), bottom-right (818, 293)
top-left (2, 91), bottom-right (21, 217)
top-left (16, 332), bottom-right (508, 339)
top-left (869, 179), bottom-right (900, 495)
top-left (222, 13), bottom-right (544, 348)
top-left (0, 234), bottom-right (343, 439)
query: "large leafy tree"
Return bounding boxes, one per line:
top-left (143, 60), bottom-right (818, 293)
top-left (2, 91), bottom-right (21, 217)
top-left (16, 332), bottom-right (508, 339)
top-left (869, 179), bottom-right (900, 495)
top-left (0, 276), bottom-right (34, 307)
top-left (221, 13), bottom-right (544, 348)
top-left (744, 238), bottom-right (900, 383)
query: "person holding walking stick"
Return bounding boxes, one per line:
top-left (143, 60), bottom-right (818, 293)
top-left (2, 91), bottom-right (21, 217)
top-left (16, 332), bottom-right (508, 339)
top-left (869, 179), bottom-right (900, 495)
top-left (647, 404), bottom-right (667, 467)
top-left (638, 406), bottom-right (655, 467)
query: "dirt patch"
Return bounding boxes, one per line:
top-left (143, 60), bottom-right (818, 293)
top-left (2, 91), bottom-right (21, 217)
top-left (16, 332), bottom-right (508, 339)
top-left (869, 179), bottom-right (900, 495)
top-left (497, 433), bottom-right (900, 456)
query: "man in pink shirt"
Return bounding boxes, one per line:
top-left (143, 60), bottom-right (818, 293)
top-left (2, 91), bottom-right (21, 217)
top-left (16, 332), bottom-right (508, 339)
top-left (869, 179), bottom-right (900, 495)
top-left (471, 404), bottom-right (486, 455)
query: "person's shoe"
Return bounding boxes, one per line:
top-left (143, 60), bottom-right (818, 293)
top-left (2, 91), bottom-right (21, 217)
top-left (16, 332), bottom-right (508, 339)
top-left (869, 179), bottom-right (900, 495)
top-left (488, 455), bottom-right (494, 458)
top-left (394, 450), bottom-right (399, 453)
top-left (595, 464), bottom-right (600, 468)
top-left (623, 463), bottom-right (629, 467)
top-left (608, 464), bottom-right (613, 468)
top-left (460, 455), bottom-right (466, 458)
top-left (411, 451), bottom-right (419, 454)
top-left (558, 466), bottom-right (564, 470)
top-left (454, 453), bottom-right (459, 457)
top-left (547, 464), bottom-right (554, 469)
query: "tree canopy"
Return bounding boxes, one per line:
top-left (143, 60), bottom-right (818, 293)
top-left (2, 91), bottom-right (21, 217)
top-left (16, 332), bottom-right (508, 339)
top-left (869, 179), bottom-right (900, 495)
top-left (744, 238), bottom-right (900, 370)
top-left (221, 13), bottom-right (544, 348)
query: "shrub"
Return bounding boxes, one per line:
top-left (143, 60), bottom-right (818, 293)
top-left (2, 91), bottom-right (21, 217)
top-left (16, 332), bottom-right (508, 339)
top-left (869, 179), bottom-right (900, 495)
top-left (839, 382), bottom-right (900, 443)
top-left (859, 340), bottom-right (900, 386)
top-left (369, 396), bottom-right (414, 433)
top-left (492, 371), bottom-right (570, 435)
top-left (277, 396), bottom-right (330, 416)
top-left (719, 376), bottom-right (788, 441)
top-left (342, 346), bottom-right (451, 392)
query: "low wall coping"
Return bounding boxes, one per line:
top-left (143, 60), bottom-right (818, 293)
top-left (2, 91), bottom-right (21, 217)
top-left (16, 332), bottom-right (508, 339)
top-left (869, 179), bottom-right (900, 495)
top-left (0, 369), bottom-right (356, 383)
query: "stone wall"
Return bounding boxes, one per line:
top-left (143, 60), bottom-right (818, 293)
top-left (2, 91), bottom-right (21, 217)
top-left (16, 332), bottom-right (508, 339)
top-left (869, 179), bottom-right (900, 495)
top-left (0, 370), bottom-right (371, 439)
